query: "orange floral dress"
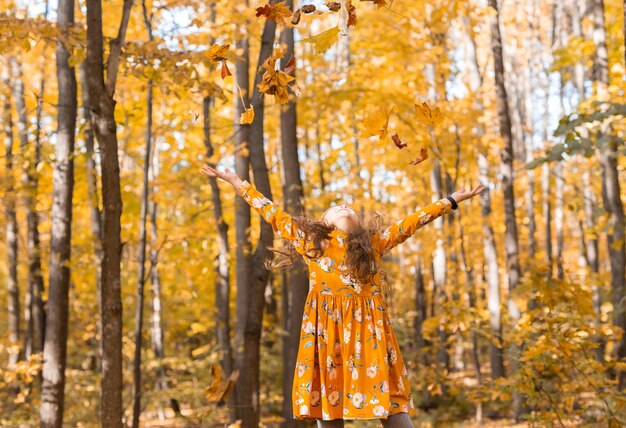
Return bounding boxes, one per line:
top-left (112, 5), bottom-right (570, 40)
top-left (236, 180), bottom-right (453, 420)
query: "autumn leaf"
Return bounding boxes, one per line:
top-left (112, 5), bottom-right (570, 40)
top-left (302, 4), bottom-right (316, 13)
top-left (415, 101), bottom-right (443, 125)
top-left (220, 60), bottom-right (232, 79)
top-left (207, 42), bottom-right (231, 62)
top-left (361, 105), bottom-right (394, 140)
top-left (391, 133), bottom-right (407, 149)
top-left (240, 106), bottom-right (255, 125)
top-left (205, 364), bottom-right (240, 403)
top-left (360, 0), bottom-right (387, 8)
top-left (255, 2), bottom-right (293, 25)
top-left (347, 0), bottom-right (358, 27)
top-left (410, 147), bottom-right (429, 165)
top-left (302, 26), bottom-right (341, 55)
top-left (284, 55), bottom-right (296, 76)
top-left (326, 2), bottom-right (341, 11)
top-left (257, 46), bottom-right (296, 103)
top-left (291, 8), bottom-right (301, 25)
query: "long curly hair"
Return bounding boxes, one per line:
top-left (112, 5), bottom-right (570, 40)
top-left (264, 207), bottom-right (396, 313)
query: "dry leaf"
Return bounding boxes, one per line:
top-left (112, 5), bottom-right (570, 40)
top-left (415, 101), bottom-right (443, 125)
top-left (410, 147), bottom-right (429, 165)
top-left (347, 0), bottom-right (358, 27)
top-left (361, 105), bottom-right (394, 140)
top-left (391, 133), bottom-right (407, 149)
top-left (255, 2), bottom-right (293, 25)
top-left (220, 60), bottom-right (232, 79)
top-left (302, 4), bottom-right (316, 13)
top-left (257, 46), bottom-right (296, 103)
top-left (284, 55), bottom-right (296, 76)
top-left (326, 2), bottom-right (341, 11)
top-left (240, 106), bottom-right (255, 125)
top-left (205, 364), bottom-right (240, 403)
top-left (302, 26), bottom-right (341, 54)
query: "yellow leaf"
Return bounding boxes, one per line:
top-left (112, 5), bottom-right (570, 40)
top-left (302, 26), bottom-right (341, 54)
top-left (240, 106), bottom-right (255, 124)
top-left (205, 364), bottom-right (240, 403)
top-left (361, 105), bottom-right (394, 140)
top-left (415, 101), bottom-right (443, 126)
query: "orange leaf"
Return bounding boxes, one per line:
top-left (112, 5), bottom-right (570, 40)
top-left (347, 0), bottom-right (358, 27)
top-left (255, 2), bottom-right (293, 25)
top-left (239, 106), bottom-right (255, 125)
top-left (284, 55), bottom-right (296, 76)
top-left (415, 101), bottom-right (443, 125)
top-left (221, 60), bottom-right (232, 79)
top-left (391, 133), bottom-right (407, 149)
top-left (205, 364), bottom-right (240, 403)
top-left (410, 148), bottom-right (429, 165)
top-left (361, 105), bottom-right (394, 140)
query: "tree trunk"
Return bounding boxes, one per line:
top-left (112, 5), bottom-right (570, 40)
top-left (488, 0), bottom-right (524, 416)
top-left (2, 64), bottom-right (20, 369)
top-left (79, 62), bottom-right (104, 370)
top-left (40, 0), bottom-right (77, 423)
top-left (232, 1), bottom-right (252, 423)
top-left (12, 58), bottom-right (44, 361)
top-left (237, 14), bottom-right (277, 427)
top-left (85, 0), bottom-right (134, 424)
top-left (279, 3), bottom-right (308, 425)
top-left (591, 0), bottom-right (626, 390)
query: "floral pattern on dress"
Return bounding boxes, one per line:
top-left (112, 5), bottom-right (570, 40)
top-left (236, 180), bottom-right (453, 420)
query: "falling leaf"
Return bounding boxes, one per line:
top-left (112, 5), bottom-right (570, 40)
top-left (257, 46), bottom-right (296, 103)
top-left (291, 8), bottom-right (302, 24)
top-left (205, 364), bottom-right (240, 403)
top-left (240, 105), bottom-right (255, 124)
top-left (221, 60), bottom-right (232, 79)
top-left (302, 26), bottom-right (341, 54)
top-left (361, 105), bottom-right (394, 140)
top-left (207, 42), bottom-right (230, 62)
top-left (415, 101), bottom-right (443, 125)
top-left (360, 0), bottom-right (387, 8)
top-left (391, 134), bottom-right (407, 149)
top-left (255, 2), bottom-right (293, 25)
top-left (326, 1), bottom-right (341, 11)
top-left (302, 4), bottom-right (316, 13)
top-left (410, 148), bottom-right (429, 165)
top-left (347, 0), bottom-right (358, 27)
top-left (284, 55), bottom-right (296, 76)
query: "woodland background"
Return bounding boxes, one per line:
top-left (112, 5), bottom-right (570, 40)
top-left (0, 0), bottom-right (625, 426)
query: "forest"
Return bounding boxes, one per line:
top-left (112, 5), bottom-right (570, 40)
top-left (0, 0), bottom-right (625, 426)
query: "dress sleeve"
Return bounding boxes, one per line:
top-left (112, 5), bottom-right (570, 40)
top-left (236, 179), bottom-right (313, 256)
top-left (374, 197), bottom-right (453, 255)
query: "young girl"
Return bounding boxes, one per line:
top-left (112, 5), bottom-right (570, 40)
top-left (200, 165), bottom-right (485, 428)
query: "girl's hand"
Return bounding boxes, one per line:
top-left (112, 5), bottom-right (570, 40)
top-left (200, 165), bottom-right (243, 188)
top-left (450, 184), bottom-right (487, 204)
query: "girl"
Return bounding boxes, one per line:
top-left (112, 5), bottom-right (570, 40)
top-left (200, 165), bottom-right (485, 427)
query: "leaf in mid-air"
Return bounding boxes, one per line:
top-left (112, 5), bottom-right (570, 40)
top-left (240, 106), bottom-right (255, 125)
top-left (361, 105), bottom-right (394, 140)
top-left (347, 0), bottom-right (358, 27)
top-left (257, 46), bottom-right (297, 103)
top-left (391, 134), bottom-right (407, 149)
top-left (205, 364), bottom-right (240, 403)
top-left (302, 26), bottom-right (341, 54)
top-left (220, 60), bottom-right (232, 79)
top-left (207, 42), bottom-right (231, 62)
top-left (410, 148), bottom-right (429, 165)
top-left (415, 101), bottom-right (443, 125)
top-left (284, 55), bottom-right (296, 76)
top-left (255, 2), bottom-right (293, 25)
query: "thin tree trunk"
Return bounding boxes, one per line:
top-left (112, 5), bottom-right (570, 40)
top-left (279, 3), bottom-right (308, 425)
top-left (12, 58), bottom-right (43, 361)
top-left (591, 0), bottom-right (626, 390)
top-left (40, 0), bottom-right (77, 423)
top-left (85, 0), bottom-right (134, 423)
top-left (79, 62), bottom-right (104, 370)
top-left (488, 0), bottom-right (524, 416)
top-left (232, 0), bottom-right (252, 422)
top-left (238, 13), bottom-right (277, 427)
top-left (465, 18), bottom-right (505, 381)
top-left (2, 64), bottom-right (20, 370)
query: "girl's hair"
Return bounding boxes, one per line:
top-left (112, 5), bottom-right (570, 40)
top-left (264, 209), bottom-right (396, 314)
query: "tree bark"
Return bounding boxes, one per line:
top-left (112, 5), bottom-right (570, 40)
top-left (591, 0), bottom-right (626, 390)
top-left (488, 0), bottom-right (524, 415)
top-left (85, 0), bottom-right (134, 424)
top-left (40, 0), bottom-right (77, 423)
top-left (237, 13), bottom-right (277, 427)
top-left (232, 0), bottom-right (253, 421)
top-left (2, 64), bottom-right (20, 369)
top-left (279, 3), bottom-right (308, 425)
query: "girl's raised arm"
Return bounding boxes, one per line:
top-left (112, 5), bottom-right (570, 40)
top-left (374, 184), bottom-right (486, 255)
top-left (200, 165), bottom-right (312, 256)
top-left (374, 197), bottom-right (454, 255)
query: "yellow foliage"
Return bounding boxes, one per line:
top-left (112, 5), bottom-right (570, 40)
top-left (302, 26), bottom-right (341, 54)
